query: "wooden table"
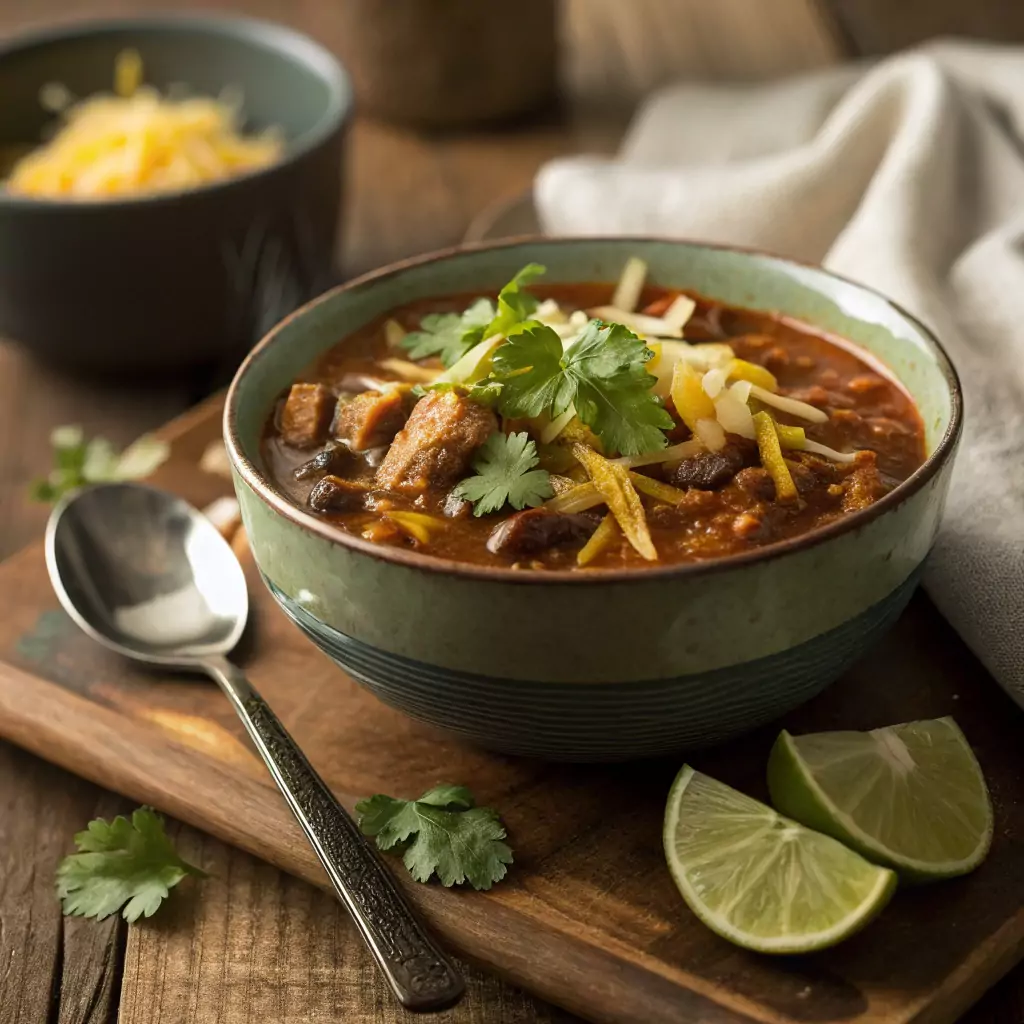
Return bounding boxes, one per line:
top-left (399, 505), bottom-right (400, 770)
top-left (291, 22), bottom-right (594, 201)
top-left (3, 2), bottom-right (1024, 1022)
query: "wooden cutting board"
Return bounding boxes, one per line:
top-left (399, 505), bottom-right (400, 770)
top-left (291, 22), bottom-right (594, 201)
top-left (1, 394), bottom-right (1023, 1024)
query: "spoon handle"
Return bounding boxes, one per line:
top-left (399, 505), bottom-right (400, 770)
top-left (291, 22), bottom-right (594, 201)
top-left (203, 655), bottom-right (464, 1012)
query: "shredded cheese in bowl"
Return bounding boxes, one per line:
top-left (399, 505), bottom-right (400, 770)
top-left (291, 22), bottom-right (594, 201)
top-left (6, 50), bottom-right (284, 200)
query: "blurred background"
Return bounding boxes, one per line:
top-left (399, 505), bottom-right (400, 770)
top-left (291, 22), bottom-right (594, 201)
top-left (2, 0), bottom-right (1022, 547)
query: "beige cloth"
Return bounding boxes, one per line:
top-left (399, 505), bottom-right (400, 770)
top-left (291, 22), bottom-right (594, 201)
top-left (535, 42), bottom-right (1024, 706)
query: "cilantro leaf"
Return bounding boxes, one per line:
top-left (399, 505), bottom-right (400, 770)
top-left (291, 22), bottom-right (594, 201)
top-left (56, 807), bottom-right (206, 922)
top-left (401, 297), bottom-right (495, 367)
top-left (564, 320), bottom-right (675, 456)
top-left (356, 784), bottom-right (512, 890)
top-left (490, 326), bottom-right (569, 418)
top-left (451, 431), bottom-right (553, 516)
top-left (30, 425), bottom-right (170, 503)
top-left (484, 263), bottom-right (545, 339)
top-left (400, 265), bottom-right (544, 369)
top-left (491, 321), bottom-right (673, 456)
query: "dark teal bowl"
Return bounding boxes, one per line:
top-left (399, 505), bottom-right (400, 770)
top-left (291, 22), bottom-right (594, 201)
top-left (225, 238), bottom-right (962, 761)
top-left (0, 15), bottom-right (351, 373)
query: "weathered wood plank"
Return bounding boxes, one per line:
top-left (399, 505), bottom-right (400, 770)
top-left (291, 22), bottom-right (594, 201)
top-left (57, 912), bottom-right (125, 1024)
top-left (0, 744), bottom-right (128, 1024)
top-left (118, 821), bottom-right (579, 1024)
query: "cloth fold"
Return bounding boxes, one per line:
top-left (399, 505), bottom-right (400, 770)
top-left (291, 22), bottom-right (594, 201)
top-left (536, 41), bottom-right (1024, 706)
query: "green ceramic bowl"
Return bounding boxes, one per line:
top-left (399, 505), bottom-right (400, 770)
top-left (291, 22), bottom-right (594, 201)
top-left (0, 15), bottom-right (350, 373)
top-left (225, 238), bottom-right (962, 761)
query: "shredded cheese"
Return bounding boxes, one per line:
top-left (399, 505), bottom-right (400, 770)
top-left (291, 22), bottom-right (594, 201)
top-left (694, 417), bottom-right (727, 452)
top-left (7, 50), bottom-right (283, 200)
top-left (662, 294), bottom-right (697, 333)
top-left (589, 306), bottom-right (685, 339)
top-left (611, 257), bottom-right (647, 313)
top-left (748, 384), bottom-right (829, 424)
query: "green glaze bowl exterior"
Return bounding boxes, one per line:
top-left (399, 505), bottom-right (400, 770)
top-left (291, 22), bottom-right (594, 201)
top-left (225, 238), bottom-right (962, 761)
top-left (0, 15), bottom-right (350, 373)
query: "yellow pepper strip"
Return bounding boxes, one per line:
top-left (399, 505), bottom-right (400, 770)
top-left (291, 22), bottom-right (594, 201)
top-left (775, 423), bottom-right (807, 450)
top-left (727, 358), bottom-right (778, 392)
top-left (753, 412), bottom-right (798, 503)
top-left (570, 443), bottom-right (657, 560)
top-left (544, 482), bottom-right (603, 514)
top-left (383, 511), bottom-right (447, 545)
top-left (628, 472), bottom-right (688, 505)
top-left (577, 513), bottom-right (620, 567)
top-left (548, 474), bottom-right (578, 495)
top-left (670, 360), bottom-right (716, 432)
top-left (559, 416), bottom-right (603, 452)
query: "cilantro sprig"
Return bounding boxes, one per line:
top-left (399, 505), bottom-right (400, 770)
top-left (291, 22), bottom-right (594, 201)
top-left (483, 262), bottom-right (545, 339)
top-left (57, 807), bottom-right (206, 922)
top-left (451, 431), bottom-right (553, 516)
top-left (30, 425), bottom-right (170, 503)
top-left (403, 263), bottom-right (673, 457)
top-left (356, 784), bottom-right (512, 890)
top-left (401, 297), bottom-right (495, 367)
top-left (491, 320), bottom-right (673, 457)
top-left (400, 263), bottom-right (546, 369)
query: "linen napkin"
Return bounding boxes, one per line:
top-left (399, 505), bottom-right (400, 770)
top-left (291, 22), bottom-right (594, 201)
top-left (535, 41), bottom-right (1024, 707)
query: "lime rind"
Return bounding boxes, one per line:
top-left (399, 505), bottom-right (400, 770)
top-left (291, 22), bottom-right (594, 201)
top-left (767, 718), bottom-right (993, 881)
top-left (663, 765), bottom-right (897, 955)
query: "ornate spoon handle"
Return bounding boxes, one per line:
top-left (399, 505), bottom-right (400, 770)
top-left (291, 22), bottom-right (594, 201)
top-left (204, 655), bottom-right (464, 1012)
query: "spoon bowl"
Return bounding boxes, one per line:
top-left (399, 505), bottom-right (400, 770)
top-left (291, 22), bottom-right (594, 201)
top-left (47, 483), bottom-right (247, 664)
top-left (45, 482), bottom-right (463, 1012)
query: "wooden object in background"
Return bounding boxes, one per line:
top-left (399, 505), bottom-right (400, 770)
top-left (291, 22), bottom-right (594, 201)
top-left (563, 0), bottom-right (842, 102)
top-left (318, 0), bottom-right (558, 128)
top-left (823, 0), bottom-right (1024, 55)
top-left (1, 397), bottom-right (1024, 1024)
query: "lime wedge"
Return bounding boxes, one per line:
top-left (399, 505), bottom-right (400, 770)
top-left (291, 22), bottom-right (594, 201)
top-left (767, 717), bottom-right (992, 881)
top-left (663, 766), bottom-right (896, 954)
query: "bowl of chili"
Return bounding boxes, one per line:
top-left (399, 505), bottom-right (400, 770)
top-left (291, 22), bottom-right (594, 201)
top-left (224, 237), bottom-right (962, 761)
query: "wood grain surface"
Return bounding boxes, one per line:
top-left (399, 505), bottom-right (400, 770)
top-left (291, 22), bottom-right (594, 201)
top-left (4, 1), bottom-right (1024, 1022)
top-left (2, 399), bottom-right (1024, 1024)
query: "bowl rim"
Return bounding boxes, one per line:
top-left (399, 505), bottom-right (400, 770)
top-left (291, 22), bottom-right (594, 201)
top-left (0, 12), bottom-right (351, 211)
top-left (224, 235), bottom-right (964, 586)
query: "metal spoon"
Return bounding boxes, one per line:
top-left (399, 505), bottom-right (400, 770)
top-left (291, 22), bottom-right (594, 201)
top-left (45, 482), bottom-right (464, 1012)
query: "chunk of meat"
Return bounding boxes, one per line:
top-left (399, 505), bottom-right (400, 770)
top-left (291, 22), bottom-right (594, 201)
top-left (293, 444), bottom-right (347, 481)
top-left (668, 440), bottom-right (756, 491)
top-left (786, 460), bottom-right (819, 496)
top-left (308, 475), bottom-right (370, 513)
top-left (376, 391), bottom-right (497, 494)
top-left (791, 452), bottom-right (839, 486)
top-left (732, 466), bottom-right (775, 501)
top-left (486, 508), bottom-right (599, 557)
top-left (840, 452), bottom-right (890, 512)
top-left (335, 389), bottom-right (408, 451)
top-left (280, 383), bottom-right (335, 448)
